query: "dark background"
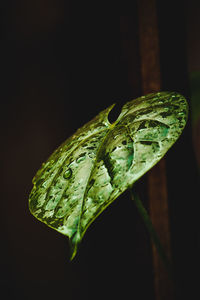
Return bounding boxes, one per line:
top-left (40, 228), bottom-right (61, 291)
top-left (1, 1), bottom-right (199, 299)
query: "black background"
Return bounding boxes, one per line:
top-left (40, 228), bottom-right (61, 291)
top-left (1, 1), bottom-right (199, 299)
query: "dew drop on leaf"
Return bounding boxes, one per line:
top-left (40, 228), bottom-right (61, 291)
top-left (63, 168), bottom-right (72, 179)
top-left (76, 153), bottom-right (86, 163)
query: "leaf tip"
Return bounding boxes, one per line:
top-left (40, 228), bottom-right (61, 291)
top-left (69, 247), bottom-right (77, 261)
top-left (69, 232), bottom-right (81, 261)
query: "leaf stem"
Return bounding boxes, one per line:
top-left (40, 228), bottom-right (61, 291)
top-left (130, 189), bottom-right (173, 279)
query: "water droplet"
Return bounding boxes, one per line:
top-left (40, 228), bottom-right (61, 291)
top-left (88, 152), bottom-right (94, 159)
top-left (76, 157), bottom-right (84, 163)
top-left (113, 134), bottom-right (119, 140)
top-left (63, 168), bottom-right (72, 179)
top-left (76, 153), bottom-right (86, 163)
top-left (157, 100), bottom-right (164, 105)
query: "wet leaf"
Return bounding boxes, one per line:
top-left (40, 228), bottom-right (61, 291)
top-left (29, 92), bottom-right (188, 259)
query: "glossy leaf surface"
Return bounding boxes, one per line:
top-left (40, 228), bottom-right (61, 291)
top-left (29, 92), bottom-right (188, 259)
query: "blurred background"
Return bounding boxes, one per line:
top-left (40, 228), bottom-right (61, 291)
top-left (1, 1), bottom-right (199, 299)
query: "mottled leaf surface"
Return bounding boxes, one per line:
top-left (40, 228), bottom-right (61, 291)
top-left (29, 92), bottom-right (188, 259)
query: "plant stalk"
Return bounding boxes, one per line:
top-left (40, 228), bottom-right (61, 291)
top-left (130, 189), bottom-right (173, 279)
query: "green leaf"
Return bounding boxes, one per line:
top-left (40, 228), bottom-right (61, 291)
top-left (29, 92), bottom-right (188, 259)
